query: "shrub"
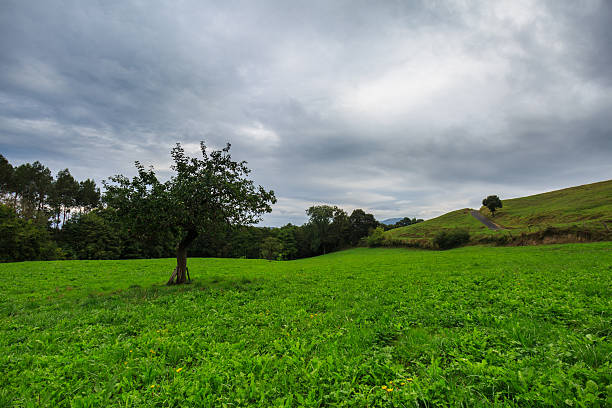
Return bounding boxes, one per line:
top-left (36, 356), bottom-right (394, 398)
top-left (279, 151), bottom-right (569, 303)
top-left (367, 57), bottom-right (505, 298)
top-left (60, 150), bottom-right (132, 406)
top-left (433, 230), bottom-right (470, 250)
top-left (366, 226), bottom-right (385, 247)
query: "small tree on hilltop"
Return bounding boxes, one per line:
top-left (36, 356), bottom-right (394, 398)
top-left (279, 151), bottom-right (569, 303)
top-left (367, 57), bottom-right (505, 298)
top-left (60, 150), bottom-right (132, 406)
top-left (482, 195), bottom-right (502, 216)
top-left (104, 142), bottom-right (276, 284)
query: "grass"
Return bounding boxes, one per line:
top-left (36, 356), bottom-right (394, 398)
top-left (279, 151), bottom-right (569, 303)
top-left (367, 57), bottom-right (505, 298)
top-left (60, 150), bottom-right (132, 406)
top-left (1, 243), bottom-right (611, 407)
top-left (385, 179), bottom-right (612, 246)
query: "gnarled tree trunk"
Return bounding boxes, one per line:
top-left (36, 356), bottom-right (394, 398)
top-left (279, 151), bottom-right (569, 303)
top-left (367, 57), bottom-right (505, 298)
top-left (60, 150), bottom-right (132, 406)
top-left (167, 229), bottom-right (198, 285)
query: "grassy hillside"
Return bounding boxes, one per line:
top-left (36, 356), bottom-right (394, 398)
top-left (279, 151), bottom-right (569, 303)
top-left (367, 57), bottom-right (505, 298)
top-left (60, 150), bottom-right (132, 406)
top-left (1, 244), bottom-right (611, 406)
top-left (482, 179), bottom-right (612, 229)
top-left (385, 179), bottom-right (612, 246)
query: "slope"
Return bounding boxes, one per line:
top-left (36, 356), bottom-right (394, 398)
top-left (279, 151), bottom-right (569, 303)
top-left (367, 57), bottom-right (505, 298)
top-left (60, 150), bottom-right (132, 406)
top-left (385, 179), bottom-right (612, 246)
top-left (481, 179), bottom-right (612, 229)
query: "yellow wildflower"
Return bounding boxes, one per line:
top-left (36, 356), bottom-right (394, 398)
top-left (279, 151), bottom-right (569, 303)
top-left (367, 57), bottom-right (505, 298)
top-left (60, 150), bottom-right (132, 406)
top-left (176, 367), bottom-right (183, 373)
top-left (381, 385), bottom-right (387, 390)
top-left (406, 378), bottom-right (413, 382)
top-left (387, 388), bottom-right (394, 392)
top-left (310, 314), bottom-right (314, 318)
top-left (150, 385), bottom-right (155, 389)
top-left (401, 382), bottom-right (405, 385)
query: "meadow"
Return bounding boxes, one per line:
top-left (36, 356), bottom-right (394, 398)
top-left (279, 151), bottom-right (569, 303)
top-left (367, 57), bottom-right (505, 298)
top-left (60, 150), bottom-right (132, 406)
top-left (1, 243), bottom-right (611, 407)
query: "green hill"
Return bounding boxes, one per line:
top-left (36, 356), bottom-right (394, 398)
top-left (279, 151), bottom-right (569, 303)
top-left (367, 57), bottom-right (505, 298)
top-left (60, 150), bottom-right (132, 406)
top-left (385, 179), bottom-right (612, 247)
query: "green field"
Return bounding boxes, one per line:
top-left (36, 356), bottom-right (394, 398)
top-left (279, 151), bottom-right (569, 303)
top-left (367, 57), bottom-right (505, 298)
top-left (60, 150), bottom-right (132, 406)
top-left (385, 180), bottom-right (612, 246)
top-left (1, 244), bottom-right (611, 407)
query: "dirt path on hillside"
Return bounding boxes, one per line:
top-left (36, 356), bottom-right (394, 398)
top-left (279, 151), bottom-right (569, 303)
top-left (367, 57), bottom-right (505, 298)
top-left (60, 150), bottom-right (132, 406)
top-left (470, 210), bottom-right (504, 230)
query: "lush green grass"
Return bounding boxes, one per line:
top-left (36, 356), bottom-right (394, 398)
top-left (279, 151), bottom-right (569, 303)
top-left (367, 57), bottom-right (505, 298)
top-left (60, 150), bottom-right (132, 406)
top-left (1, 244), bottom-right (611, 407)
top-left (385, 179), bottom-right (612, 245)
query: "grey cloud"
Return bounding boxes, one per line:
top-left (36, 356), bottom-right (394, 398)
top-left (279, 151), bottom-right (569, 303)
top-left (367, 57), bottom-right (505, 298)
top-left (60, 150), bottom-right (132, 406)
top-left (1, 0), bottom-right (611, 226)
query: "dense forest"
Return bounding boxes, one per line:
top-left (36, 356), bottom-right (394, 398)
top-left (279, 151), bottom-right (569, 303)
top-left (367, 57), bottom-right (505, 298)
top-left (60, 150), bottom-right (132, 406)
top-left (0, 154), bottom-right (422, 262)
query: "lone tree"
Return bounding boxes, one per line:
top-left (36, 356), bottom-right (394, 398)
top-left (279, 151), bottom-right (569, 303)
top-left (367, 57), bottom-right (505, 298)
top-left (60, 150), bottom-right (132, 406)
top-left (482, 195), bottom-right (502, 216)
top-left (104, 142), bottom-right (276, 284)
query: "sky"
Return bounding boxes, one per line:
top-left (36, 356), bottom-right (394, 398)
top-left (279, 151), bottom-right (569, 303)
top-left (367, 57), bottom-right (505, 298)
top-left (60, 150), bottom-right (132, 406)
top-left (1, 0), bottom-right (611, 226)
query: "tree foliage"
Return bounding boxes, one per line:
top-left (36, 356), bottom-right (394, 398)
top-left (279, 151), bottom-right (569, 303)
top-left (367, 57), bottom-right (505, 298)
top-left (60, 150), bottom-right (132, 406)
top-left (0, 156), bottom-right (102, 262)
top-left (349, 209), bottom-right (379, 244)
top-left (0, 204), bottom-right (59, 261)
top-left (60, 211), bottom-right (121, 260)
top-left (260, 237), bottom-right (283, 260)
top-left (12, 161), bottom-right (53, 215)
top-left (393, 217), bottom-right (423, 228)
top-left (50, 169), bottom-right (79, 226)
top-left (78, 179), bottom-right (101, 212)
top-left (482, 195), bottom-right (503, 216)
top-left (305, 205), bottom-right (350, 254)
top-left (366, 226), bottom-right (385, 247)
top-left (0, 155), bottom-right (13, 196)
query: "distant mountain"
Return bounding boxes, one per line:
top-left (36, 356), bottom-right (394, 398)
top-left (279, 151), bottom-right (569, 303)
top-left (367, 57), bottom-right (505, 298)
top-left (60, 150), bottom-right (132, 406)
top-left (380, 217), bottom-right (403, 225)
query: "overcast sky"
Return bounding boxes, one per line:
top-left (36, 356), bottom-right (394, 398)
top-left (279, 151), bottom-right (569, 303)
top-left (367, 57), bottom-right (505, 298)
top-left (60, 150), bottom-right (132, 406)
top-left (1, 0), bottom-right (611, 226)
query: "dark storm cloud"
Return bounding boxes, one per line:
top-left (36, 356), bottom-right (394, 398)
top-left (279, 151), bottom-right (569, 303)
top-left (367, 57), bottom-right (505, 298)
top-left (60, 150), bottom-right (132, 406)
top-left (1, 0), bottom-right (611, 225)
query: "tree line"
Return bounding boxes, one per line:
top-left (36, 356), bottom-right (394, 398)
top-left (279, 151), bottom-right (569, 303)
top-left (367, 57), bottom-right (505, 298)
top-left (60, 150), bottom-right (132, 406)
top-left (0, 152), bottom-right (422, 263)
top-left (0, 155), bottom-right (100, 226)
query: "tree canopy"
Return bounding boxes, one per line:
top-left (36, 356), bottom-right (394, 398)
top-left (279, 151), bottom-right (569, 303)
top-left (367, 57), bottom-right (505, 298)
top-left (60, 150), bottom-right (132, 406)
top-left (0, 155), bottom-right (13, 196)
top-left (482, 195), bottom-right (503, 216)
top-left (393, 217), bottom-right (423, 228)
top-left (305, 205), bottom-right (351, 254)
top-left (348, 209), bottom-right (379, 245)
top-left (103, 142), bottom-right (276, 284)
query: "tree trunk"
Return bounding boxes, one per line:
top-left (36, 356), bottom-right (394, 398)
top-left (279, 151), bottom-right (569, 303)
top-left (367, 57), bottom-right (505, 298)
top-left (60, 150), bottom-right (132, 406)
top-left (167, 229), bottom-right (198, 285)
